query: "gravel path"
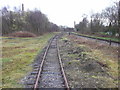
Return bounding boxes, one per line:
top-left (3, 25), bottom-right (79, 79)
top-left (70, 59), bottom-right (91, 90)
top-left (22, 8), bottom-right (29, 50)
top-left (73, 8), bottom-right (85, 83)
top-left (39, 36), bottom-right (65, 88)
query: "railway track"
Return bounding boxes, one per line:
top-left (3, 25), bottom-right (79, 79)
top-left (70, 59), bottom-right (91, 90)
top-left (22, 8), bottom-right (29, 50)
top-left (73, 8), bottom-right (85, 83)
top-left (26, 34), bottom-right (69, 89)
top-left (71, 32), bottom-right (120, 46)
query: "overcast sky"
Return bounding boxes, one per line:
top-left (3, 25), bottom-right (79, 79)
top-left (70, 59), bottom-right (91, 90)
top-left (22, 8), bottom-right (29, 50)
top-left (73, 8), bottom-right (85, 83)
top-left (0, 0), bottom-right (118, 27)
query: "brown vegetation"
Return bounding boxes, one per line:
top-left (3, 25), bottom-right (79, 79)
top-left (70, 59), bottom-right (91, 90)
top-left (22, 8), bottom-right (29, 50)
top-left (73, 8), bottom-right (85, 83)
top-left (68, 35), bottom-right (118, 79)
top-left (8, 31), bottom-right (37, 37)
top-left (69, 35), bottom-right (118, 59)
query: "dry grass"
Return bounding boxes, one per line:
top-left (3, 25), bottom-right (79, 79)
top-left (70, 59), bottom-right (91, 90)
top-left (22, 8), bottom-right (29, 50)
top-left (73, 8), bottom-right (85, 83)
top-left (59, 34), bottom-right (118, 88)
top-left (68, 35), bottom-right (118, 80)
top-left (2, 33), bottom-right (55, 88)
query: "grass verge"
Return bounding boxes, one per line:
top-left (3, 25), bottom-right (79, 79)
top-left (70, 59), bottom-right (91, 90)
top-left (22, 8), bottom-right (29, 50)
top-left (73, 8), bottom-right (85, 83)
top-left (1, 33), bottom-right (55, 88)
top-left (68, 34), bottom-right (118, 80)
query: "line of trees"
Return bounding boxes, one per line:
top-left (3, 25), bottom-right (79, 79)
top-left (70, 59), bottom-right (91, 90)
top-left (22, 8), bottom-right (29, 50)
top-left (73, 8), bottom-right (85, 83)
top-left (1, 5), bottom-right (59, 35)
top-left (75, 1), bottom-right (119, 36)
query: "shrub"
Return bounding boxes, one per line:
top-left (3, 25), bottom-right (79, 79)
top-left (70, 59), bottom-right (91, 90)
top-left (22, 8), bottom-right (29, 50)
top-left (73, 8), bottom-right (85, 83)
top-left (8, 31), bottom-right (37, 37)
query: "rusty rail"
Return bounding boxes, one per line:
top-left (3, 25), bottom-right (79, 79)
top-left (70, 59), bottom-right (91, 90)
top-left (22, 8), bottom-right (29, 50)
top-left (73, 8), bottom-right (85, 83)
top-left (33, 35), bottom-right (69, 89)
top-left (57, 37), bottom-right (70, 90)
top-left (33, 37), bottom-right (53, 90)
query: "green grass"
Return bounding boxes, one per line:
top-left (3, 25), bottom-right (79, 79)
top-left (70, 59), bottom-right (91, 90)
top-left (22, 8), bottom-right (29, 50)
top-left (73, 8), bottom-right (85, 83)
top-left (60, 34), bottom-right (68, 41)
top-left (72, 32), bottom-right (120, 42)
top-left (2, 33), bottom-right (55, 88)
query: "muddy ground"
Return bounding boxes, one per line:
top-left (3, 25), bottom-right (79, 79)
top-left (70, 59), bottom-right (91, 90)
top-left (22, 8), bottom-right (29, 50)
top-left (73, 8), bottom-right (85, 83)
top-left (58, 34), bottom-right (118, 88)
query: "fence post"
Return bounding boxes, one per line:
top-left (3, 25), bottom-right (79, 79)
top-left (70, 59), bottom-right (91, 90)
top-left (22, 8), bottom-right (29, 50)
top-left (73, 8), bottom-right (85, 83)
top-left (69, 32), bottom-right (70, 35)
top-left (109, 39), bottom-right (111, 46)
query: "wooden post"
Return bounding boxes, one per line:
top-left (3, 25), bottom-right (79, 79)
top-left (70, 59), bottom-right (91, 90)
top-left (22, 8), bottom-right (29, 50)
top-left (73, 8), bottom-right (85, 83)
top-left (69, 32), bottom-right (70, 35)
top-left (109, 39), bottom-right (111, 46)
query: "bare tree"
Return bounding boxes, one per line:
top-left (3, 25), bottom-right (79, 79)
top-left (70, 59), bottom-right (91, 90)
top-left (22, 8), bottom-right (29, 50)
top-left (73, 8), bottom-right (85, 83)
top-left (2, 6), bottom-right (59, 35)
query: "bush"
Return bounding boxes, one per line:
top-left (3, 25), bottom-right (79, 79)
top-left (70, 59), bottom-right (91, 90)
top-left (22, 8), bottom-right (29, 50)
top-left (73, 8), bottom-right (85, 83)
top-left (8, 31), bottom-right (37, 37)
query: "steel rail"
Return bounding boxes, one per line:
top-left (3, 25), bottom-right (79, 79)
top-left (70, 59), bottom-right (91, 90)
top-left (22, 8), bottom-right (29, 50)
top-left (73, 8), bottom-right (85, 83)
top-left (33, 34), bottom-right (69, 89)
top-left (57, 37), bottom-right (70, 90)
top-left (33, 36), bottom-right (54, 90)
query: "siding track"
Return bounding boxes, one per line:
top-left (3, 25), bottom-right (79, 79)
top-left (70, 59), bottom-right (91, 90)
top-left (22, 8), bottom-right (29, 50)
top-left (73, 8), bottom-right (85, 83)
top-left (71, 32), bottom-right (120, 46)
